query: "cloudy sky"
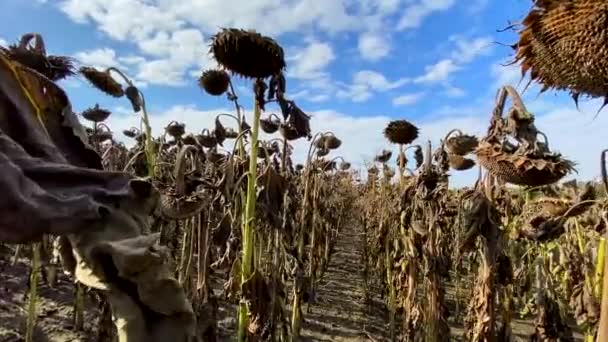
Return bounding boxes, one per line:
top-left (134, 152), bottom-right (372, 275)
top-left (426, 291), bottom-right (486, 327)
top-left (1, 0), bottom-right (606, 187)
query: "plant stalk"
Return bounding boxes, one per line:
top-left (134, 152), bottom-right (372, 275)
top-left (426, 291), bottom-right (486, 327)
top-left (237, 98), bottom-right (262, 342)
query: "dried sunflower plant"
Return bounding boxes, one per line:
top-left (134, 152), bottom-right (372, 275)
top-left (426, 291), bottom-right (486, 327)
top-left (0, 29), bottom-right (359, 342)
top-left (5, 3), bottom-right (608, 341)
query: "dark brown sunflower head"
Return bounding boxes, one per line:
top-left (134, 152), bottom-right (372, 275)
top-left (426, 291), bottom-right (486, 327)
top-left (165, 121), bottom-right (186, 139)
top-left (314, 135), bottom-right (326, 149)
top-left (82, 104), bottom-right (111, 123)
top-left (122, 127), bottom-right (140, 138)
top-left (324, 135), bottom-right (342, 150)
top-left (383, 120), bottom-right (419, 145)
top-left (279, 123), bottom-right (300, 141)
top-left (3, 34), bottom-right (74, 81)
top-left (80, 66), bottom-right (124, 97)
top-left (214, 117), bottom-right (227, 146)
top-left (448, 153), bottom-right (476, 171)
top-left (260, 113), bottom-right (280, 134)
top-left (197, 128), bottom-right (217, 148)
top-left (225, 128), bottom-right (239, 139)
top-left (46, 55), bottom-right (76, 81)
top-left (414, 146), bottom-right (423, 168)
top-left (445, 133), bottom-right (478, 156)
top-left (316, 147), bottom-right (330, 157)
top-left (125, 85), bottom-right (142, 112)
top-left (210, 28), bottom-right (286, 79)
top-left (375, 149), bottom-right (392, 163)
top-left (198, 69), bottom-right (230, 96)
top-left (258, 141), bottom-right (277, 159)
top-left (90, 123), bottom-right (113, 143)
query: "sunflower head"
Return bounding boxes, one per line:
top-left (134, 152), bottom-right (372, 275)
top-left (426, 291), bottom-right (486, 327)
top-left (210, 28), bottom-right (286, 79)
top-left (198, 69), bottom-right (230, 96)
top-left (80, 66), bottom-right (124, 97)
top-left (383, 120), bottom-right (419, 145)
top-left (2, 34), bottom-right (75, 81)
top-left (82, 104), bottom-right (111, 123)
top-left (513, 1), bottom-right (608, 106)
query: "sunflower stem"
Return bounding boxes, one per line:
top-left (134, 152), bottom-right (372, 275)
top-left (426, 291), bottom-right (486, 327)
top-left (597, 230), bottom-right (608, 342)
top-left (595, 238), bottom-right (606, 299)
top-left (105, 67), bottom-right (155, 177)
top-left (237, 97), bottom-right (262, 342)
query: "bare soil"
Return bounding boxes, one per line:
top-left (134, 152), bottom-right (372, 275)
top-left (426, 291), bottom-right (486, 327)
top-left (0, 225), bottom-right (585, 341)
top-left (0, 245), bottom-right (100, 342)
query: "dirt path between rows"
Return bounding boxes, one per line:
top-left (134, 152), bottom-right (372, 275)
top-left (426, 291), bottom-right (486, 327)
top-left (300, 224), bottom-right (389, 342)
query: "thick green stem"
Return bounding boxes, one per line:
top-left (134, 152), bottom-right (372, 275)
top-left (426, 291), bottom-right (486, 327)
top-left (237, 99), bottom-right (262, 342)
top-left (595, 238), bottom-right (606, 299)
top-left (596, 231), bottom-right (608, 341)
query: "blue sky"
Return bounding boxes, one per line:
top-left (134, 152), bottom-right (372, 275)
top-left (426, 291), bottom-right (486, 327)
top-left (1, 0), bottom-right (606, 187)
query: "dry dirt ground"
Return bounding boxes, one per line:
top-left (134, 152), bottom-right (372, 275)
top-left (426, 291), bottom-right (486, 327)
top-left (0, 225), bottom-right (584, 342)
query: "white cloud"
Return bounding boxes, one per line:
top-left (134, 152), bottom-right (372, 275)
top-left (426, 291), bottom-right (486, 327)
top-left (358, 31), bottom-right (391, 61)
top-left (411, 36), bottom-right (492, 90)
top-left (337, 84), bottom-right (373, 103)
top-left (414, 59), bottom-right (460, 83)
top-left (491, 62), bottom-right (524, 90)
top-left (392, 92), bottom-right (426, 106)
top-left (397, 0), bottom-right (456, 30)
top-left (288, 40), bottom-right (335, 80)
top-left (337, 70), bottom-right (409, 102)
top-left (310, 94), bottom-right (330, 102)
top-left (136, 59), bottom-right (187, 86)
top-left (59, 0), bottom-right (183, 41)
top-left (353, 70), bottom-right (408, 90)
top-left (357, 0), bottom-right (401, 16)
top-left (135, 29), bottom-right (213, 86)
top-left (58, 0), bottom-right (412, 91)
top-left (58, 0), bottom-right (402, 42)
top-left (73, 28), bottom-right (213, 87)
top-left (74, 48), bottom-right (125, 69)
top-left (118, 55), bottom-right (147, 65)
top-left (450, 36), bottom-right (494, 64)
top-left (443, 84), bottom-right (466, 98)
top-left (290, 89), bottom-right (331, 103)
top-left (0, 38), bottom-right (6, 47)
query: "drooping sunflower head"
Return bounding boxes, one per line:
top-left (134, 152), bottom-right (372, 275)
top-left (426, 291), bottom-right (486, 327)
top-left (198, 69), bottom-right (230, 96)
top-left (210, 28), bottom-right (286, 79)
top-left (383, 120), bottom-right (419, 145)
top-left (513, 0), bottom-right (608, 106)
top-left (2, 33), bottom-right (75, 81)
top-left (80, 66), bottom-right (124, 97)
top-left (82, 104), bottom-right (111, 123)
